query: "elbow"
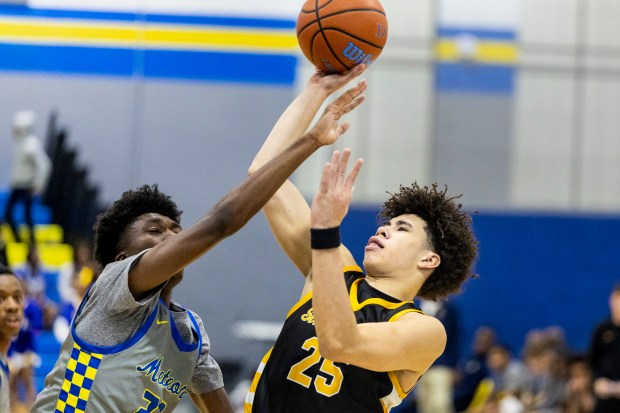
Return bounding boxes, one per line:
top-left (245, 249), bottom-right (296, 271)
top-left (317, 335), bottom-right (348, 362)
top-left (207, 205), bottom-right (238, 238)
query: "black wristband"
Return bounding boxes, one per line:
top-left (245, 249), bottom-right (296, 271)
top-left (310, 226), bottom-right (341, 250)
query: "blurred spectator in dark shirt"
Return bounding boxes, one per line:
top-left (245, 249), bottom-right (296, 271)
top-left (564, 354), bottom-right (595, 413)
top-left (589, 283), bottom-right (620, 413)
top-left (453, 326), bottom-right (496, 412)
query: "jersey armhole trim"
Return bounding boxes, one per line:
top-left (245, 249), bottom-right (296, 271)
top-left (286, 290), bottom-right (313, 319)
top-left (389, 308), bottom-right (424, 322)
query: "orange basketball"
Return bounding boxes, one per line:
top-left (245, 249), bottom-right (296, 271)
top-left (296, 0), bottom-right (388, 74)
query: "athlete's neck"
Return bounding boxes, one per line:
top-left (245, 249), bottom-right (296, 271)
top-left (364, 275), bottom-right (421, 302)
top-left (160, 289), bottom-right (173, 307)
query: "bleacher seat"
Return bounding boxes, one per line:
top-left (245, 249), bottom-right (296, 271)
top-left (0, 191), bottom-right (53, 226)
top-left (1, 223), bottom-right (64, 244)
top-left (34, 331), bottom-right (63, 392)
top-left (6, 241), bottom-right (73, 270)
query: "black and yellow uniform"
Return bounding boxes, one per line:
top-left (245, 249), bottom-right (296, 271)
top-left (245, 266), bottom-right (422, 413)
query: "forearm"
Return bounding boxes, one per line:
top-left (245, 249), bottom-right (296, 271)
top-left (312, 247), bottom-right (358, 359)
top-left (250, 85), bottom-right (328, 173)
top-left (190, 388), bottom-right (234, 413)
top-left (211, 134), bottom-right (321, 236)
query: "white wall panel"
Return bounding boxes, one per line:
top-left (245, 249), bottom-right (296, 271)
top-left (364, 66), bottom-right (433, 203)
top-left (586, 0), bottom-right (620, 49)
top-left (440, 0), bottom-right (518, 29)
top-left (580, 78), bottom-right (620, 210)
top-left (511, 73), bottom-right (575, 208)
top-left (383, 0), bottom-right (434, 39)
top-left (520, 0), bottom-right (579, 47)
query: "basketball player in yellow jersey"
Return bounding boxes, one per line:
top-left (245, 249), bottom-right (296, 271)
top-left (245, 66), bottom-right (478, 412)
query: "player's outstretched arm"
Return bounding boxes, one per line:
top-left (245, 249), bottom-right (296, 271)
top-left (250, 64), bottom-right (366, 174)
top-left (190, 388), bottom-right (234, 413)
top-left (127, 83), bottom-right (366, 297)
top-left (248, 69), bottom-right (366, 276)
top-left (310, 151), bottom-right (446, 376)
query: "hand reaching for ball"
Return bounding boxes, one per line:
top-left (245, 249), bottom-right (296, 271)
top-left (306, 79), bottom-right (367, 147)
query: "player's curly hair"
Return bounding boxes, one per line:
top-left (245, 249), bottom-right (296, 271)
top-left (93, 184), bottom-right (182, 268)
top-left (379, 183), bottom-right (478, 300)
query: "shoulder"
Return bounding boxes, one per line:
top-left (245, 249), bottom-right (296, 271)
top-left (398, 312), bottom-right (447, 355)
top-left (400, 311), bottom-right (446, 334)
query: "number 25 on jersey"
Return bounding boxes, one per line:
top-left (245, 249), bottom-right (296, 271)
top-left (286, 337), bottom-right (343, 397)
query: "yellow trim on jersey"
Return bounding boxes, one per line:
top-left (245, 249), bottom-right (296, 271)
top-left (244, 347), bottom-right (273, 413)
top-left (349, 279), bottom-right (414, 311)
top-left (389, 308), bottom-right (424, 322)
top-left (286, 291), bottom-right (313, 319)
top-left (286, 266), bottom-right (362, 319)
top-left (343, 265), bottom-right (363, 273)
top-left (387, 371), bottom-right (408, 399)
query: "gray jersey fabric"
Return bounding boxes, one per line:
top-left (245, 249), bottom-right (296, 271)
top-left (31, 251), bottom-right (224, 412)
top-left (0, 355), bottom-right (9, 413)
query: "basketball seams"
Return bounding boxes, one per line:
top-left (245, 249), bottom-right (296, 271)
top-left (312, 0), bottom-right (354, 72)
top-left (320, 28), bottom-right (386, 50)
top-left (300, 0), bottom-right (335, 13)
top-left (297, 9), bottom-right (386, 37)
top-left (322, 8), bottom-right (386, 18)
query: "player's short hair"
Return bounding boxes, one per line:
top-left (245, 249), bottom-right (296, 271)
top-left (93, 184), bottom-right (182, 267)
top-left (379, 183), bottom-right (478, 300)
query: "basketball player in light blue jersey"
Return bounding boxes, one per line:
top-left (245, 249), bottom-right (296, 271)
top-left (31, 67), bottom-right (367, 413)
top-left (245, 68), bottom-right (479, 412)
top-left (0, 263), bottom-right (26, 413)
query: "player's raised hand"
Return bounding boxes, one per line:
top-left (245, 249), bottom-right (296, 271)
top-left (306, 80), bottom-right (366, 147)
top-left (307, 64), bottom-right (367, 95)
top-left (311, 149), bottom-right (363, 229)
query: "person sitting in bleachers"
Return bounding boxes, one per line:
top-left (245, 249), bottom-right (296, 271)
top-left (14, 246), bottom-right (57, 331)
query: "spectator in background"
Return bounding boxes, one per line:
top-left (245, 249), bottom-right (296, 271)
top-left (414, 299), bottom-right (461, 413)
top-left (54, 239), bottom-right (99, 342)
top-left (589, 283), bottom-right (620, 413)
top-left (8, 308), bottom-right (39, 413)
top-left (564, 354), bottom-right (595, 413)
top-left (520, 327), bottom-right (567, 413)
top-left (3, 110), bottom-right (51, 246)
top-left (487, 344), bottom-right (528, 403)
top-left (0, 263), bottom-right (26, 413)
top-left (453, 326), bottom-right (496, 412)
top-left (14, 246), bottom-right (57, 330)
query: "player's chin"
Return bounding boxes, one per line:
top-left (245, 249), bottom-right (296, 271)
top-left (362, 253), bottom-right (380, 271)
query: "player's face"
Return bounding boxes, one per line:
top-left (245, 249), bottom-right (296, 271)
top-left (363, 214), bottom-right (435, 275)
top-left (0, 275), bottom-right (25, 339)
top-left (121, 213), bottom-right (182, 258)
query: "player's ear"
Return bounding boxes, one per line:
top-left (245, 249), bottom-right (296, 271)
top-left (418, 253), bottom-right (440, 270)
top-left (115, 252), bottom-right (127, 262)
